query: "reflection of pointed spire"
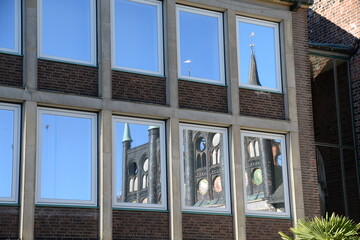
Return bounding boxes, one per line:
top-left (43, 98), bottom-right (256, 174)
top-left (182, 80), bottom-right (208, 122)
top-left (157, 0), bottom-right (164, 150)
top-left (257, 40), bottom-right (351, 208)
top-left (122, 123), bottom-right (133, 142)
top-left (248, 48), bottom-right (261, 86)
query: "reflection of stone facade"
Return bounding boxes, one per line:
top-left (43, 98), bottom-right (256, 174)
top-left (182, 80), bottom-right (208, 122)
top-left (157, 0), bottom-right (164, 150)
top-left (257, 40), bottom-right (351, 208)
top-left (183, 130), bottom-right (225, 207)
top-left (244, 137), bottom-right (284, 211)
top-left (118, 124), bottom-right (161, 204)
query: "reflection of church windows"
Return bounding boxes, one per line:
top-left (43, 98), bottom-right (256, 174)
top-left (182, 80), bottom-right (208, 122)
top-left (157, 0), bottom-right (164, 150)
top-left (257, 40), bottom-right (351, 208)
top-left (242, 131), bottom-right (290, 217)
top-left (113, 117), bottom-right (167, 210)
top-left (180, 124), bottom-right (231, 213)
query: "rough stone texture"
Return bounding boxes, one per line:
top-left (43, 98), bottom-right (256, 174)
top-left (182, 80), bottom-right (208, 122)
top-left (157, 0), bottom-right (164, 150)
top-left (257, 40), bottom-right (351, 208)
top-left (0, 206), bottom-right (19, 239)
top-left (182, 213), bottom-right (233, 240)
top-left (112, 71), bottom-right (166, 105)
top-left (178, 80), bottom-right (228, 113)
top-left (112, 210), bottom-right (169, 239)
top-left (246, 217), bottom-right (292, 240)
top-left (294, 8), bottom-right (321, 218)
top-left (239, 88), bottom-right (285, 119)
top-left (38, 60), bottom-right (98, 97)
top-left (34, 207), bottom-right (99, 239)
top-left (0, 53), bottom-right (23, 87)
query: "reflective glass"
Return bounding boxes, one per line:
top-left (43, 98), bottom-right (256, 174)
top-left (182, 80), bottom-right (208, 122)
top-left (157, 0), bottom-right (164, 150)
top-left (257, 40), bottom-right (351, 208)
top-left (238, 18), bottom-right (280, 90)
top-left (39, 111), bottom-right (95, 203)
top-left (41, 0), bottom-right (94, 63)
top-left (114, 118), bottom-right (165, 208)
top-left (0, 0), bottom-right (17, 52)
top-left (178, 6), bottom-right (224, 82)
top-left (114, 0), bottom-right (162, 74)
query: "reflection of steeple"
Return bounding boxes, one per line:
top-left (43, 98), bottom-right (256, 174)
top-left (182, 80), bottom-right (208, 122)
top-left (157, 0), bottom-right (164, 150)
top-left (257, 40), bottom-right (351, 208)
top-left (122, 123), bottom-right (133, 143)
top-left (248, 48), bottom-right (261, 86)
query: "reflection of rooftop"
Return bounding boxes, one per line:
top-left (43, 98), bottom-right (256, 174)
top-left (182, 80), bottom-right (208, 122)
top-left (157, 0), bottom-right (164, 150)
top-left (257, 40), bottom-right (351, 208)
top-left (194, 198), bottom-right (225, 208)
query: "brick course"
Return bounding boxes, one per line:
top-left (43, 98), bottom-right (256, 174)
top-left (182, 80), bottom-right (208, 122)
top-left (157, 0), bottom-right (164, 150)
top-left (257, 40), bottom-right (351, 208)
top-left (34, 207), bottom-right (99, 239)
top-left (38, 60), bottom-right (99, 97)
top-left (239, 88), bottom-right (285, 119)
top-left (0, 53), bottom-right (23, 87)
top-left (178, 80), bottom-right (228, 113)
top-left (112, 210), bottom-right (169, 239)
top-left (112, 70), bottom-right (166, 105)
top-left (0, 206), bottom-right (19, 239)
top-left (246, 217), bottom-right (292, 240)
top-left (182, 213), bottom-right (233, 240)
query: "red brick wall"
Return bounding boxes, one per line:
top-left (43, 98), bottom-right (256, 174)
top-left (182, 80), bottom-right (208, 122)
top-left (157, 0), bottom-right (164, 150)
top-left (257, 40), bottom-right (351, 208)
top-left (239, 88), bottom-right (285, 119)
top-left (0, 53), bottom-right (23, 87)
top-left (293, 8), bottom-right (320, 218)
top-left (38, 60), bottom-right (98, 97)
top-left (112, 71), bottom-right (166, 105)
top-left (113, 210), bottom-right (169, 239)
top-left (34, 207), bottom-right (99, 239)
top-left (0, 206), bottom-right (19, 238)
top-left (178, 80), bottom-right (228, 113)
top-left (182, 213), bottom-right (233, 239)
top-left (245, 217), bottom-right (292, 240)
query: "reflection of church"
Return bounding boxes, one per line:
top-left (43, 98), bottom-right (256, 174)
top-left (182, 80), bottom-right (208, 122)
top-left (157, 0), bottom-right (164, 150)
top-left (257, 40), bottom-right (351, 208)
top-left (183, 130), bottom-right (225, 208)
top-left (244, 137), bottom-right (284, 211)
top-left (117, 123), bottom-right (161, 204)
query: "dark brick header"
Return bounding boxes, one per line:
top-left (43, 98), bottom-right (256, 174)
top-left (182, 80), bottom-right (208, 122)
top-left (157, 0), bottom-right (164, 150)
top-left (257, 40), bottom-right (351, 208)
top-left (0, 53), bottom-right (23, 87)
top-left (246, 216), bottom-right (292, 240)
top-left (0, 206), bottom-right (19, 239)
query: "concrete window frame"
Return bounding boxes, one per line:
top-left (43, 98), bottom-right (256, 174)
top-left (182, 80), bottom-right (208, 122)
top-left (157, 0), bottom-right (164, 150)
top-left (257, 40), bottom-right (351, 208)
top-left (176, 5), bottom-right (226, 85)
top-left (0, 102), bottom-right (21, 204)
top-left (0, 0), bottom-right (21, 55)
top-left (241, 130), bottom-right (290, 218)
top-left (36, 107), bottom-right (98, 206)
top-left (111, 0), bottom-right (164, 77)
top-left (112, 116), bottom-right (167, 210)
top-left (179, 123), bottom-right (231, 214)
top-left (236, 16), bottom-right (282, 93)
top-left (37, 0), bottom-right (97, 66)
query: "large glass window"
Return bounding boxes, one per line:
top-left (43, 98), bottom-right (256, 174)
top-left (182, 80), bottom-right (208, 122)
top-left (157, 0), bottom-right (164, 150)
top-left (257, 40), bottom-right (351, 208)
top-left (237, 17), bottom-right (281, 92)
top-left (38, 0), bottom-right (96, 65)
top-left (0, 0), bottom-right (21, 54)
top-left (0, 103), bottom-right (20, 203)
top-left (241, 131), bottom-right (290, 217)
top-left (113, 116), bottom-right (166, 210)
top-left (36, 108), bottom-right (97, 206)
top-left (112, 0), bottom-right (163, 75)
top-left (180, 124), bottom-right (230, 213)
top-left (176, 5), bottom-right (225, 84)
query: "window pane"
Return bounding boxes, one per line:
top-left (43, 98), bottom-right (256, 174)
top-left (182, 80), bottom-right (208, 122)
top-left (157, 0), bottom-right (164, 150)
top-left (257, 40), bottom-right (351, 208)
top-left (114, 118), bottom-right (166, 209)
top-left (178, 6), bottom-right (224, 82)
top-left (0, 109), bottom-right (15, 198)
top-left (0, 0), bottom-right (17, 52)
top-left (238, 18), bottom-right (280, 90)
top-left (38, 109), bottom-right (96, 205)
top-left (181, 125), bottom-right (230, 213)
top-left (114, 0), bottom-right (162, 74)
top-left (242, 132), bottom-right (289, 216)
top-left (41, 0), bottom-right (94, 63)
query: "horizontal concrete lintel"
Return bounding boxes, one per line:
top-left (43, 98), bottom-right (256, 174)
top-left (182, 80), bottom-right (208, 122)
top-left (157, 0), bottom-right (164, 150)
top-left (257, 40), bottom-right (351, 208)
top-left (238, 116), bottom-right (291, 133)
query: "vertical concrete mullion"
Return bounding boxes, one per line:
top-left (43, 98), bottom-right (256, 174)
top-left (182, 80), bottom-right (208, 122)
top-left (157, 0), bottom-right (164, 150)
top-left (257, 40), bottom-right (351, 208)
top-left (229, 125), bottom-right (246, 240)
top-left (99, 110), bottom-right (113, 240)
top-left (19, 101), bottom-right (37, 240)
top-left (167, 118), bottom-right (182, 240)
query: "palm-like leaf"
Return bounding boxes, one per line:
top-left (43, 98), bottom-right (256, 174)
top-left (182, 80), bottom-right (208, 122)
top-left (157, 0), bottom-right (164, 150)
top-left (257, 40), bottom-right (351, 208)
top-left (278, 212), bottom-right (360, 240)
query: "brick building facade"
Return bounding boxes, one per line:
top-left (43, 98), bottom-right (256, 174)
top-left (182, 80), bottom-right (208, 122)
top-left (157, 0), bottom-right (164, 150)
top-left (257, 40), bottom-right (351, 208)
top-left (0, 0), bottom-right (321, 239)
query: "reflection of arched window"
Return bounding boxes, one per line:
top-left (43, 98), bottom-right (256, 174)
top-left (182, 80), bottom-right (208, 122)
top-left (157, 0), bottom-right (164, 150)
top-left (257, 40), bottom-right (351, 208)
top-left (202, 154), bottom-right (206, 167)
top-left (212, 149), bottom-right (217, 165)
top-left (255, 141), bottom-right (260, 157)
top-left (196, 155), bottom-right (202, 169)
top-left (129, 179), bottom-right (134, 192)
top-left (248, 141), bottom-right (255, 157)
top-left (142, 175), bottom-right (147, 189)
top-left (217, 149), bottom-right (221, 164)
top-left (143, 158), bottom-right (149, 172)
top-left (134, 177), bottom-right (138, 191)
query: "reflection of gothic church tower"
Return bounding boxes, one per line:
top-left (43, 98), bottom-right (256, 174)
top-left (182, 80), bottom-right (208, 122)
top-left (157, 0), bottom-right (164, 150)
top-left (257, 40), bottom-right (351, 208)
top-left (119, 124), bottom-right (161, 204)
top-left (244, 137), bottom-right (284, 209)
top-left (184, 131), bottom-right (225, 207)
top-left (248, 43), bottom-right (262, 86)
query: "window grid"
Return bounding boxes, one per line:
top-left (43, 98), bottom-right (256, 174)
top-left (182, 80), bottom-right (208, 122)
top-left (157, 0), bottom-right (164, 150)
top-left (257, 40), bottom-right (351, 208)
top-left (0, 0), bottom-right (21, 54)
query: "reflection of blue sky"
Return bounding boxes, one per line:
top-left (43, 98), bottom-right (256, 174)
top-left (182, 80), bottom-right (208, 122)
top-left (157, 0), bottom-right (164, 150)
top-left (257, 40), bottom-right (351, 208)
top-left (115, 0), bottom-right (159, 72)
top-left (115, 123), bottom-right (151, 196)
top-left (0, 109), bottom-right (14, 198)
top-left (179, 10), bottom-right (221, 81)
top-left (42, 0), bottom-right (91, 62)
top-left (41, 114), bottom-right (92, 200)
top-left (238, 22), bottom-right (277, 89)
top-left (0, 0), bottom-right (15, 50)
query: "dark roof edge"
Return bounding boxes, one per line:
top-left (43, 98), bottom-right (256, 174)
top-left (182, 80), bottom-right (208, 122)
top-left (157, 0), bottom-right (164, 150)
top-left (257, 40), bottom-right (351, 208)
top-left (281, 0), bottom-right (314, 6)
top-left (309, 42), bottom-right (353, 54)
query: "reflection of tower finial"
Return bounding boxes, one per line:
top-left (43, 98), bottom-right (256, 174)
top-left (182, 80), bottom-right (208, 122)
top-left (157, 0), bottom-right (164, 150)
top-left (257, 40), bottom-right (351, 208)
top-left (122, 123), bottom-right (133, 142)
top-left (184, 59), bottom-right (191, 76)
top-left (248, 32), bottom-right (261, 86)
